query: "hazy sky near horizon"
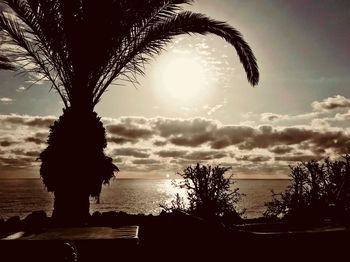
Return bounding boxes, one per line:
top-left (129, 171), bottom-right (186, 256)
top-left (1, 0), bottom-right (350, 179)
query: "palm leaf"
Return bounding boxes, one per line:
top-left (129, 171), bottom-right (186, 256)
top-left (0, 0), bottom-right (259, 109)
top-left (93, 11), bottom-right (259, 105)
top-left (0, 53), bottom-right (13, 70)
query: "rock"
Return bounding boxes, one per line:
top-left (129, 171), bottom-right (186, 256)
top-left (0, 218), bottom-right (4, 235)
top-left (4, 216), bottom-right (22, 233)
top-left (89, 211), bottom-right (102, 225)
top-left (100, 211), bottom-right (118, 226)
top-left (23, 210), bottom-right (48, 230)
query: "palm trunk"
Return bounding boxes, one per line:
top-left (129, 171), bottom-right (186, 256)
top-left (40, 105), bottom-right (117, 226)
top-left (52, 189), bottom-right (90, 225)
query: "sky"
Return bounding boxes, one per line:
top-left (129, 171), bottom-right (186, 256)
top-left (1, 0), bottom-right (350, 179)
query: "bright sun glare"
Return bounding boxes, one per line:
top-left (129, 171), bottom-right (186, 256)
top-left (153, 52), bottom-right (213, 105)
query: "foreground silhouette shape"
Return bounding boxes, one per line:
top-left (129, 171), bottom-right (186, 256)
top-left (161, 164), bottom-right (244, 223)
top-left (265, 155), bottom-right (350, 224)
top-left (0, 0), bottom-right (259, 224)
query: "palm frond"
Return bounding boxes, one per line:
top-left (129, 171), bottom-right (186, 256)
top-left (93, 10), bottom-right (259, 105)
top-left (0, 1), bottom-right (70, 106)
top-left (139, 11), bottom-right (259, 86)
top-left (0, 53), bottom-right (14, 70)
top-left (1, 0), bottom-right (258, 109)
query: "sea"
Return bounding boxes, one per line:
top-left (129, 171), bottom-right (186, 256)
top-left (0, 178), bottom-right (290, 220)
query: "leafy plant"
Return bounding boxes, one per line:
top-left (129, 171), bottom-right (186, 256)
top-left (162, 164), bottom-right (244, 222)
top-left (264, 155), bottom-right (350, 222)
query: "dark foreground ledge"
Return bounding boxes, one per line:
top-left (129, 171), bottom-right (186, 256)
top-left (1, 226), bottom-right (139, 262)
top-left (0, 211), bottom-right (349, 261)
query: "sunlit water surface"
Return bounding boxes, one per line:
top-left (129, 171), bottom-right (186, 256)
top-left (0, 178), bottom-right (289, 220)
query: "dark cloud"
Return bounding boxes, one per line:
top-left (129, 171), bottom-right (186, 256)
top-left (0, 156), bottom-right (34, 169)
top-left (4, 115), bottom-right (348, 157)
top-left (1, 113), bottom-right (350, 178)
top-left (113, 157), bottom-right (124, 163)
top-left (132, 159), bottom-right (161, 165)
top-left (24, 132), bottom-right (48, 145)
top-left (156, 149), bottom-right (227, 161)
top-left (312, 95), bottom-right (350, 111)
top-left (237, 127), bottom-right (350, 154)
top-left (0, 139), bottom-right (18, 147)
top-left (169, 158), bottom-right (204, 168)
top-left (24, 150), bottom-right (41, 158)
top-left (112, 147), bottom-right (150, 158)
top-left (152, 118), bottom-right (256, 149)
top-left (275, 154), bottom-right (323, 162)
top-left (246, 126), bottom-right (312, 149)
top-left (210, 126), bottom-right (255, 149)
top-left (153, 117), bottom-right (216, 137)
top-left (153, 140), bottom-right (167, 146)
top-left (270, 146), bottom-right (294, 155)
top-left (118, 162), bottom-right (166, 173)
top-left (169, 134), bottom-right (213, 147)
top-left (107, 136), bottom-right (135, 145)
top-left (236, 155), bottom-right (271, 162)
top-left (10, 149), bottom-right (40, 158)
top-left (155, 149), bottom-right (187, 158)
top-left (185, 150), bottom-right (227, 161)
top-left (106, 123), bottom-right (153, 140)
top-left (0, 114), bottom-right (55, 128)
top-left (152, 118), bottom-right (216, 147)
top-left (261, 113), bottom-right (284, 122)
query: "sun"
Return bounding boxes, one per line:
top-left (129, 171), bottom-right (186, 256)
top-left (152, 51), bottom-right (214, 105)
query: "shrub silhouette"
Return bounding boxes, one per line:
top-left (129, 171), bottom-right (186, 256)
top-left (162, 164), bottom-right (244, 223)
top-left (264, 155), bottom-right (350, 222)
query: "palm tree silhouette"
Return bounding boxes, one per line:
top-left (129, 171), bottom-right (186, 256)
top-left (0, 0), bottom-right (259, 224)
top-left (0, 55), bottom-right (13, 70)
top-left (0, 27), bottom-right (13, 70)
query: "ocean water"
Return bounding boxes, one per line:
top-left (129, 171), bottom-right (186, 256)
top-left (0, 178), bottom-right (290, 220)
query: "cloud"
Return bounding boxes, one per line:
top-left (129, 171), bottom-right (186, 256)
top-left (0, 135), bottom-right (19, 147)
top-left (275, 154), bottom-right (323, 162)
top-left (10, 148), bottom-right (41, 158)
top-left (169, 134), bottom-right (213, 147)
top-left (185, 150), bottom-right (227, 160)
top-left (155, 149), bottom-right (188, 158)
top-left (0, 156), bottom-right (34, 169)
top-left (270, 146), bottom-right (294, 154)
top-left (112, 147), bottom-right (150, 158)
top-left (153, 117), bottom-right (216, 138)
top-left (0, 114), bottom-right (55, 128)
top-left (16, 86), bottom-right (26, 92)
top-left (106, 123), bottom-right (153, 140)
top-left (207, 104), bottom-right (223, 115)
top-left (24, 132), bottom-right (48, 145)
top-left (105, 117), bottom-right (153, 145)
top-left (153, 140), bottom-right (167, 146)
top-left (260, 112), bottom-right (322, 123)
top-left (312, 95), bottom-right (350, 111)
top-left (236, 155), bottom-right (271, 162)
top-left (210, 126), bottom-right (255, 149)
top-left (259, 96), bottom-right (350, 124)
top-left (107, 136), bottom-right (135, 145)
top-left (0, 97), bottom-right (14, 104)
top-left (261, 113), bottom-right (285, 122)
top-left (1, 106), bottom-right (350, 178)
top-left (155, 148), bottom-right (228, 161)
top-left (132, 159), bottom-right (161, 165)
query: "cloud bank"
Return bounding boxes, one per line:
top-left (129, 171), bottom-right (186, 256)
top-left (1, 95), bottom-right (350, 178)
